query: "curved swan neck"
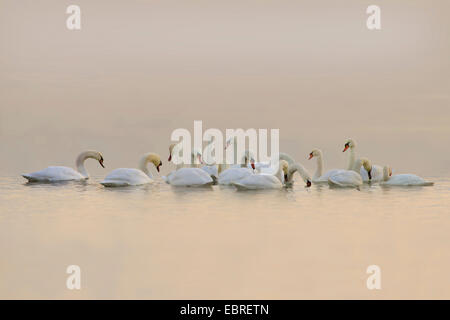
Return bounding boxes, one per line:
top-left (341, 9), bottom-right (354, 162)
top-left (279, 152), bottom-right (295, 165)
top-left (75, 151), bottom-right (98, 178)
top-left (347, 147), bottom-right (357, 170)
top-left (288, 163), bottom-right (311, 183)
top-left (139, 154), bottom-right (152, 177)
top-left (313, 151), bottom-right (324, 179)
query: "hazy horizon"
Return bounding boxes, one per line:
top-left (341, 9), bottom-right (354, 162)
top-left (1, 0), bottom-right (449, 177)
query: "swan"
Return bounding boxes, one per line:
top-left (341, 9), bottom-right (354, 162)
top-left (166, 167), bottom-right (213, 187)
top-left (231, 160), bottom-right (289, 190)
top-left (22, 150), bottom-right (104, 182)
top-left (342, 139), bottom-right (384, 182)
top-left (327, 158), bottom-right (370, 188)
top-left (166, 147), bottom-right (213, 187)
top-left (308, 149), bottom-right (345, 183)
top-left (342, 138), bottom-right (358, 170)
top-left (199, 139), bottom-right (220, 183)
top-left (100, 153), bottom-right (162, 187)
top-left (285, 162), bottom-right (312, 187)
top-left (218, 151), bottom-right (255, 185)
top-left (379, 166), bottom-right (434, 186)
top-left (359, 160), bottom-right (384, 182)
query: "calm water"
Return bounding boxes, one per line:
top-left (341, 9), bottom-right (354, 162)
top-left (0, 175), bottom-right (449, 299)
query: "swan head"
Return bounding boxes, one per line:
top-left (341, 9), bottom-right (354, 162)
top-left (308, 148), bottom-right (322, 160)
top-left (343, 138), bottom-right (356, 152)
top-left (147, 153), bottom-right (162, 172)
top-left (78, 150), bottom-right (105, 168)
top-left (360, 157), bottom-right (373, 180)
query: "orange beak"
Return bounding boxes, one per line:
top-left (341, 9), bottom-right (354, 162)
top-left (168, 154), bottom-right (172, 162)
top-left (343, 145), bottom-right (349, 152)
top-left (308, 153), bottom-right (313, 160)
top-left (251, 162), bottom-right (255, 170)
top-left (99, 159), bottom-right (105, 168)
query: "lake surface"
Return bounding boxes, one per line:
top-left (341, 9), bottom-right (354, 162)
top-left (1, 174), bottom-right (449, 299)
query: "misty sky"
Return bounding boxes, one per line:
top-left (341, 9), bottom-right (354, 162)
top-left (1, 0), bottom-right (449, 176)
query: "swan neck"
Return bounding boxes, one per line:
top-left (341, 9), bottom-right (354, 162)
top-left (75, 152), bottom-right (91, 178)
top-left (383, 166), bottom-right (390, 181)
top-left (279, 152), bottom-right (295, 165)
top-left (352, 159), bottom-right (362, 173)
top-left (289, 163), bottom-right (311, 183)
top-left (347, 147), bottom-right (356, 170)
top-left (314, 152), bottom-right (324, 179)
top-left (139, 155), bottom-right (152, 177)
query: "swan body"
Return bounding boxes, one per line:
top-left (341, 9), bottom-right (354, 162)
top-left (380, 166), bottom-right (433, 186)
top-left (218, 167), bottom-right (254, 185)
top-left (22, 151), bottom-right (104, 182)
top-left (165, 147), bottom-right (214, 186)
top-left (308, 149), bottom-right (344, 183)
top-left (328, 171), bottom-right (363, 188)
top-left (167, 168), bottom-right (213, 187)
top-left (360, 164), bottom-right (384, 182)
top-left (201, 165), bottom-right (218, 183)
top-left (101, 153), bottom-right (161, 187)
top-left (232, 173), bottom-right (283, 190)
top-left (231, 160), bottom-right (289, 190)
top-left (218, 150), bottom-right (255, 185)
top-left (328, 158), bottom-right (368, 188)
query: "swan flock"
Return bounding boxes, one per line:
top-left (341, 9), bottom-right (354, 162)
top-left (21, 138), bottom-right (434, 189)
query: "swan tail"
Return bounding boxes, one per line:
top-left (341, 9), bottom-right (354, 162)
top-left (22, 174), bottom-right (38, 182)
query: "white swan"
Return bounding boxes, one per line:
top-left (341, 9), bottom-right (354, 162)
top-left (308, 149), bottom-right (344, 183)
top-left (22, 150), bottom-right (104, 182)
top-left (166, 147), bottom-right (213, 187)
top-left (166, 167), bottom-right (213, 187)
top-left (285, 162), bottom-right (312, 187)
top-left (100, 153), bottom-right (162, 187)
top-left (359, 161), bottom-right (384, 182)
top-left (218, 151), bottom-right (255, 185)
top-left (342, 139), bottom-right (384, 182)
top-left (231, 160), bottom-right (289, 190)
top-left (379, 166), bottom-right (434, 186)
top-left (328, 158), bottom-right (370, 188)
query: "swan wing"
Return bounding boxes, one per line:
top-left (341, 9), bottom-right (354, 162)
top-left (22, 166), bottom-right (84, 182)
top-left (168, 168), bottom-right (213, 186)
top-left (360, 165), bottom-right (384, 182)
top-left (101, 168), bottom-right (152, 187)
top-left (218, 168), bottom-right (253, 185)
top-left (232, 174), bottom-right (281, 190)
top-left (383, 174), bottom-right (433, 186)
top-left (328, 171), bottom-right (362, 187)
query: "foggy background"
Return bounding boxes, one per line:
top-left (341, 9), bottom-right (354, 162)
top-left (1, 0), bottom-right (449, 177)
